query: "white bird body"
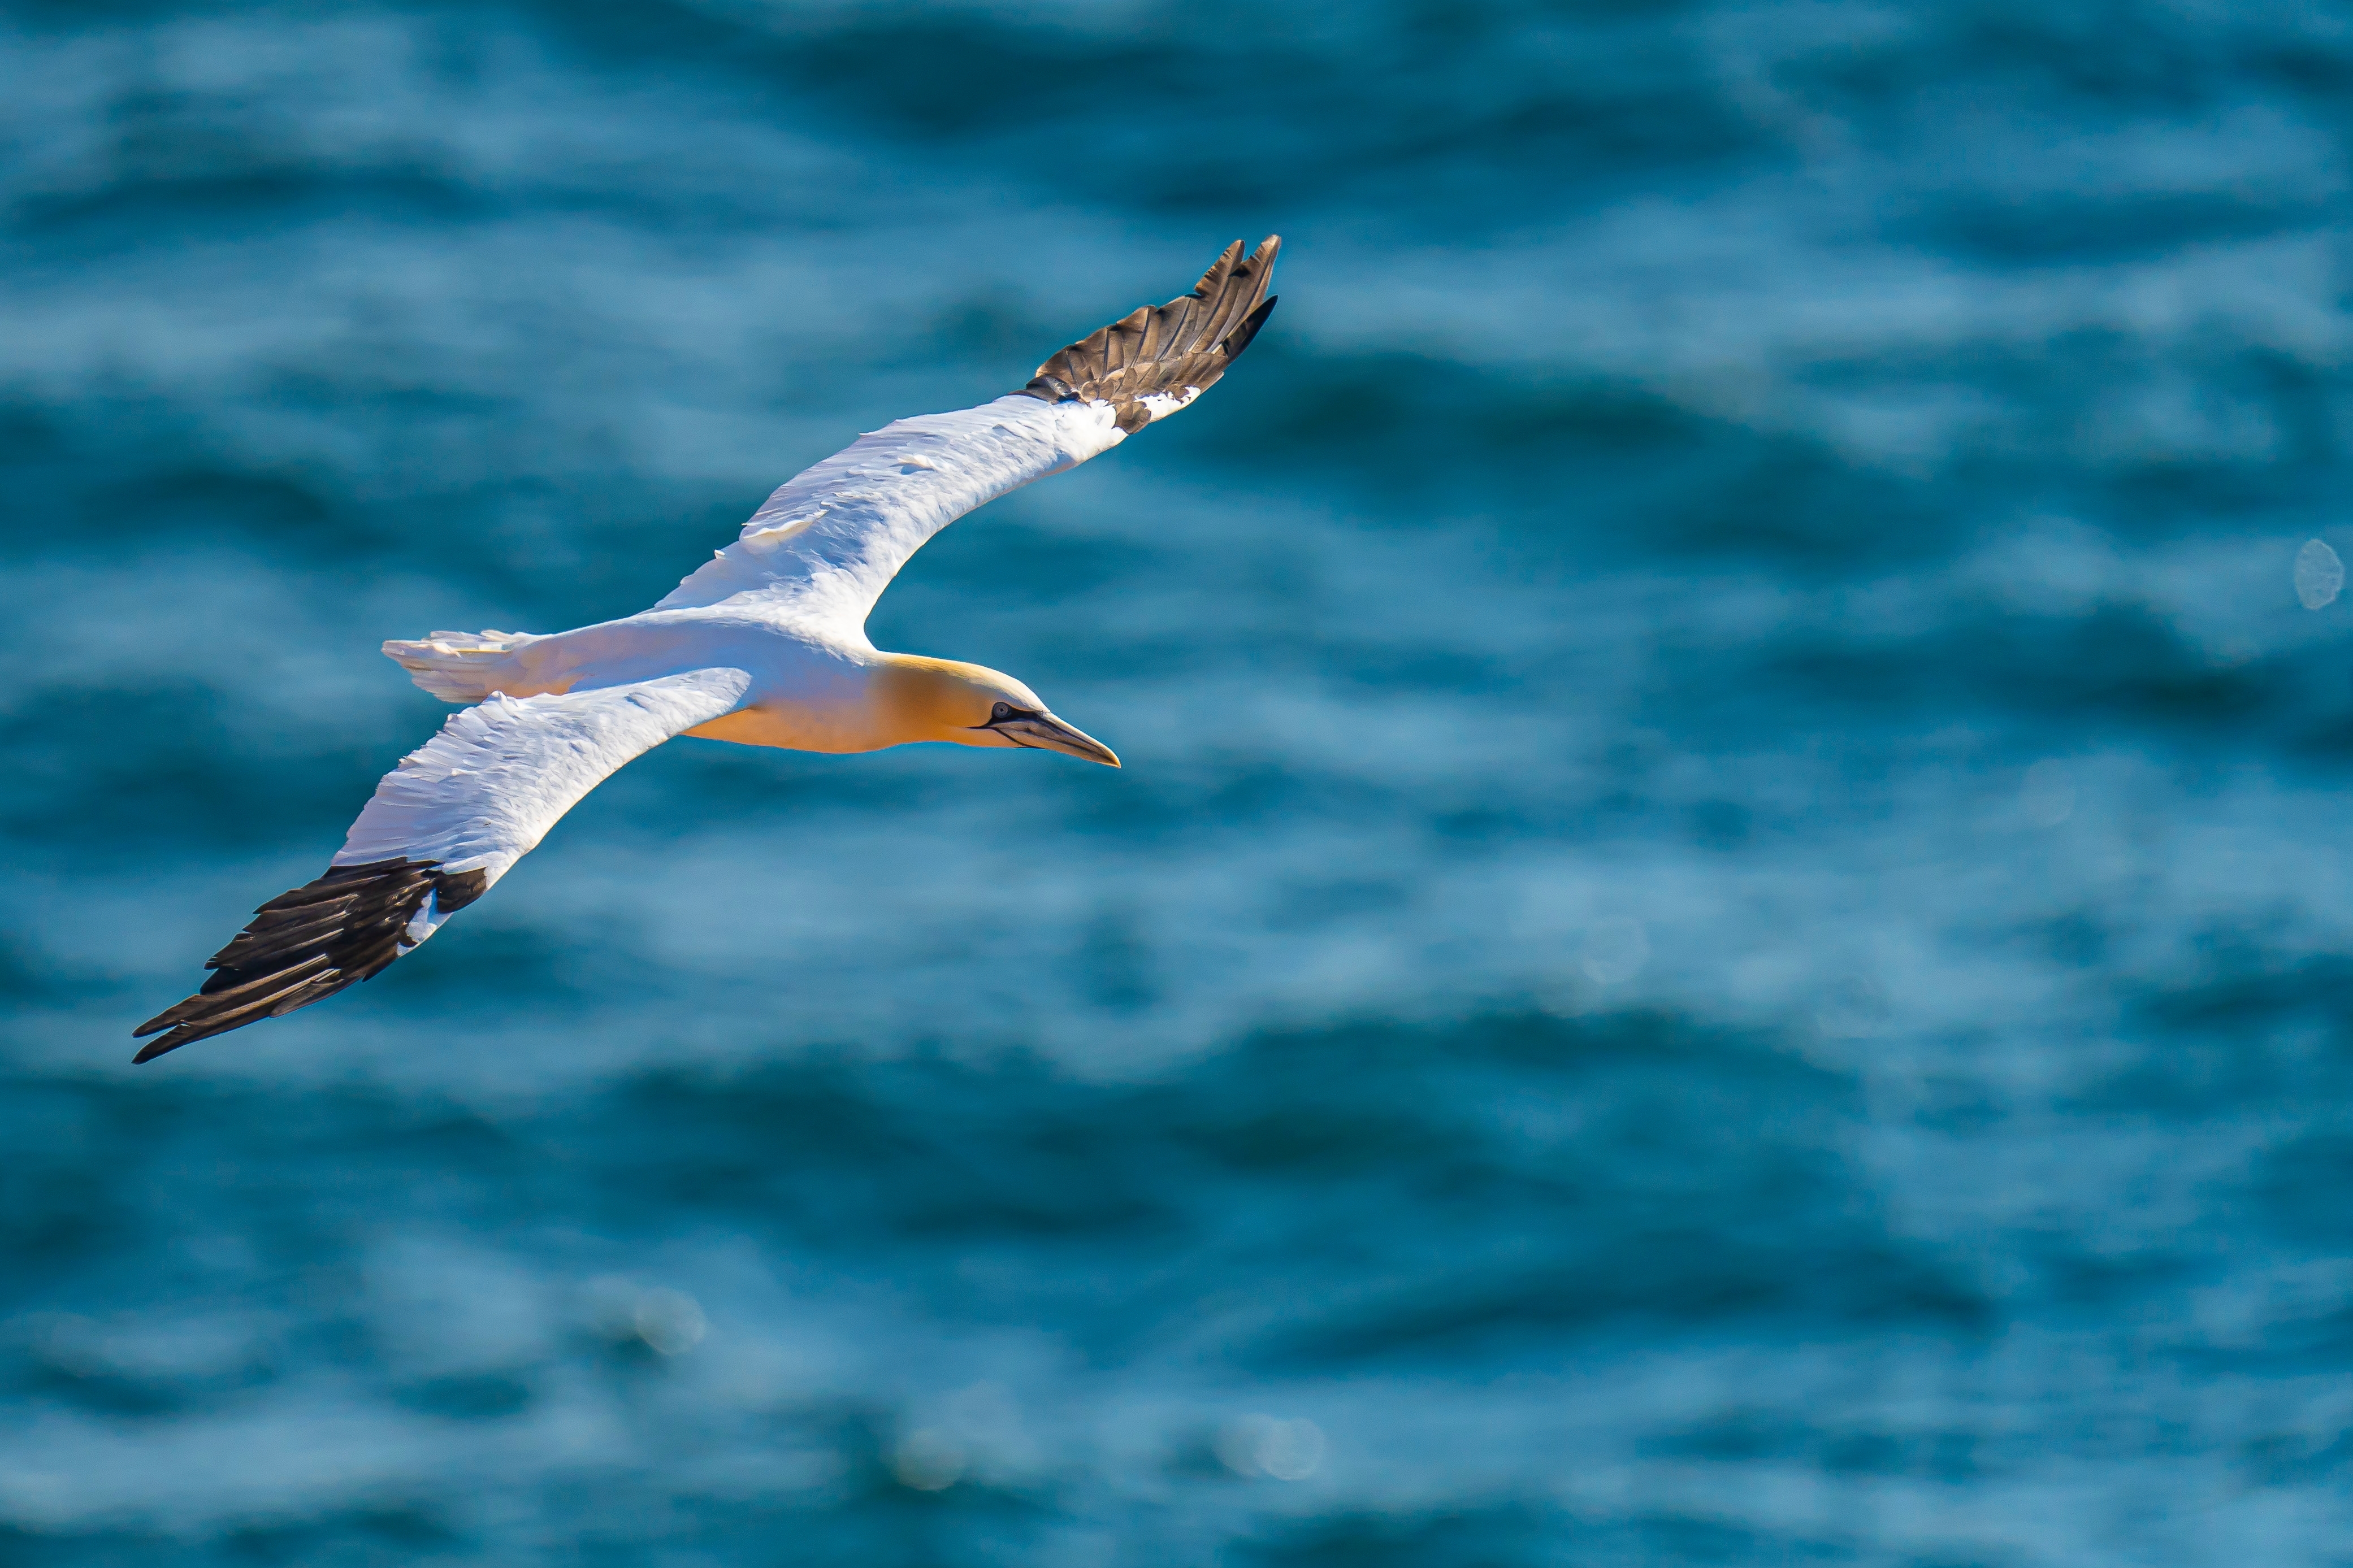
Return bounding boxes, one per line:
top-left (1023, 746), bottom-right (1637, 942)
top-left (389, 613), bottom-right (875, 743)
top-left (136, 238), bottom-right (1281, 1061)
top-left (382, 394), bottom-right (1140, 749)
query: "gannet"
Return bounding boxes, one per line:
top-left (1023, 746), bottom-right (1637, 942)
top-left (134, 237), bottom-right (1280, 1062)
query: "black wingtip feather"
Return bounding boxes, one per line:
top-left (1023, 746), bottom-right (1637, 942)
top-left (1221, 295), bottom-right (1278, 363)
top-left (131, 859), bottom-right (488, 1062)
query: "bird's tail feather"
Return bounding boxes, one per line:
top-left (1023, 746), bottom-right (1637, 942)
top-left (382, 630), bottom-right (553, 702)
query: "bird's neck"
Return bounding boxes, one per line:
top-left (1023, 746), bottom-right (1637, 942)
top-left (868, 654), bottom-right (998, 748)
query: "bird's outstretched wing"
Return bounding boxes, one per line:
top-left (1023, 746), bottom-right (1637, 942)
top-left (132, 668), bottom-right (751, 1061)
top-left (656, 236), bottom-right (1280, 631)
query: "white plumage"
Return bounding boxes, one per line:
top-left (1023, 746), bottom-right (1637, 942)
top-left (335, 670), bottom-right (756, 883)
top-left (657, 394), bottom-right (1132, 623)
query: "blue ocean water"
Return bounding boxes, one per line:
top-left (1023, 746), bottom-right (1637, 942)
top-left (7, 1), bottom-right (2353, 1561)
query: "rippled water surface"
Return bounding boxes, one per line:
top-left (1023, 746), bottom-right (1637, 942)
top-left (9, 2), bottom-right (2353, 1562)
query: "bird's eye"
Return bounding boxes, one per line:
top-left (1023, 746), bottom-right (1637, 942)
top-left (991, 702), bottom-right (1014, 722)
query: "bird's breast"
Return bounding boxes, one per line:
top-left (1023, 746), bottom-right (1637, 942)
top-left (681, 701), bottom-right (882, 753)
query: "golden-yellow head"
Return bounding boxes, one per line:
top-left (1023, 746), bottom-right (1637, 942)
top-left (872, 655), bottom-right (1120, 766)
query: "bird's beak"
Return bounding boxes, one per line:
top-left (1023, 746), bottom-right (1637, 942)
top-left (988, 710), bottom-right (1121, 767)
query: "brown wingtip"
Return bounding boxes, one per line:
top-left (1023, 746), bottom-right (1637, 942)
top-left (1017, 235), bottom-right (1283, 423)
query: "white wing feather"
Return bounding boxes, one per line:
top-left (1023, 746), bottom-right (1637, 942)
top-left (335, 667), bottom-right (755, 892)
top-left (653, 395), bottom-right (1127, 628)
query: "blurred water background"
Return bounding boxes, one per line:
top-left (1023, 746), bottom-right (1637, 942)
top-left (7, 1), bottom-right (2353, 1562)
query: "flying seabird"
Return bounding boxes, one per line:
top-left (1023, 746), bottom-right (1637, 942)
top-left (133, 236), bottom-right (1281, 1062)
